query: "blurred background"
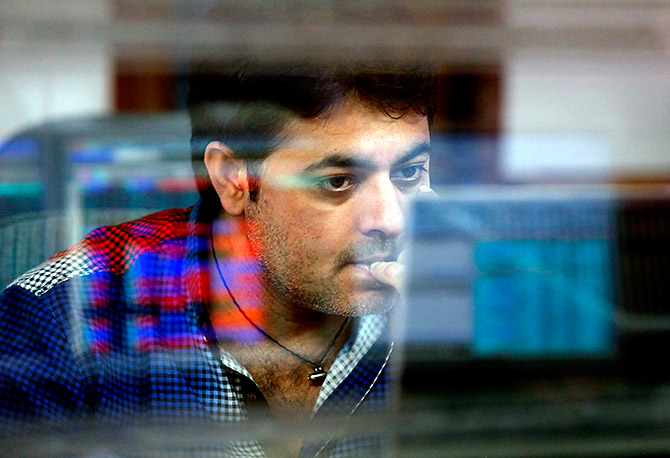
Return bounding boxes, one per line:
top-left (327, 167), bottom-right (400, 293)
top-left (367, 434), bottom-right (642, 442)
top-left (1, 0), bottom-right (670, 456)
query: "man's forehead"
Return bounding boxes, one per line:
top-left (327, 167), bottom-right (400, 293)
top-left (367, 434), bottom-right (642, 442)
top-left (268, 108), bottom-right (430, 171)
top-left (264, 139), bottom-right (431, 177)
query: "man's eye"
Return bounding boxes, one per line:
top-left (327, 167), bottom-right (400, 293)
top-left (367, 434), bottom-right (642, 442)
top-left (392, 165), bottom-right (427, 184)
top-left (317, 175), bottom-right (356, 192)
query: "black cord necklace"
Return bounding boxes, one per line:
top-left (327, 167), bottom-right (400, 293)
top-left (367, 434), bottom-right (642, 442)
top-left (210, 228), bottom-right (349, 385)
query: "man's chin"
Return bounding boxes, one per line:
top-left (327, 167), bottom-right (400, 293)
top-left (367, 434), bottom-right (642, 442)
top-left (347, 283), bottom-right (397, 316)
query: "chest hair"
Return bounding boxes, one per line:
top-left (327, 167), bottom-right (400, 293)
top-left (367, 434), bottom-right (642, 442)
top-left (226, 342), bottom-right (328, 419)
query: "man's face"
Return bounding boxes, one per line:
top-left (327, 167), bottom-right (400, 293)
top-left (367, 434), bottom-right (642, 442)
top-left (245, 98), bottom-right (430, 316)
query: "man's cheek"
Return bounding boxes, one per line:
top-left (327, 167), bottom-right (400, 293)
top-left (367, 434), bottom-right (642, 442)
top-left (243, 218), bottom-right (264, 257)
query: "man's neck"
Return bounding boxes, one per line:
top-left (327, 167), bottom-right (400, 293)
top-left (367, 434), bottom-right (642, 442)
top-left (208, 214), bottom-right (349, 345)
top-left (208, 267), bottom-right (350, 364)
top-left (208, 262), bottom-right (351, 419)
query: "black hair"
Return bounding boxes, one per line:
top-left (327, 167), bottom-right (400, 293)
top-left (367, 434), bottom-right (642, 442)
top-left (187, 61), bottom-right (437, 217)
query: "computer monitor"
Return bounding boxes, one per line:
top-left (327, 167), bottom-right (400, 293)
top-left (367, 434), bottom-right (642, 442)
top-left (403, 186), bottom-right (670, 373)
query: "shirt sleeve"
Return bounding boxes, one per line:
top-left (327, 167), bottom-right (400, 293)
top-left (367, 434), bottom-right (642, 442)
top-left (0, 284), bottom-right (93, 434)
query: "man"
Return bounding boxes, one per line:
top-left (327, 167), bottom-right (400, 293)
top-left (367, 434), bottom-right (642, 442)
top-left (0, 62), bottom-right (436, 456)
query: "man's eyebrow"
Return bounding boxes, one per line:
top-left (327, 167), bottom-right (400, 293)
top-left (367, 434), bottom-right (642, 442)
top-left (303, 142), bottom-right (431, 173)
top-left (303, 154), bottom-right (374, 173)
top-left (392, 142), bottom-right (431, 166)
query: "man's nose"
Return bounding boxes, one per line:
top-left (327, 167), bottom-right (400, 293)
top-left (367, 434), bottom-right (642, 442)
top-left (356, 175), bottom-right (404, 238)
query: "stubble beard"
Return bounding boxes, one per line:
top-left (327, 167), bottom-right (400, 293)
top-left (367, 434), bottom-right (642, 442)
top-left (245, 201), bottom-right (397, 317)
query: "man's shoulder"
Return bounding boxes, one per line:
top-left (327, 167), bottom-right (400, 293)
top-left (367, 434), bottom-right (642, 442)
top-left (8, 207), bottom-right (195, 297)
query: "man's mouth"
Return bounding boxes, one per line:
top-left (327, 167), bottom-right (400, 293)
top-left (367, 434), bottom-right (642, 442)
top-left (334, 237), bottom-right (401, 272)
top-left (344, 254), bottom-right (397, 271)
top-left (350, 253), bottom-right (396, 264)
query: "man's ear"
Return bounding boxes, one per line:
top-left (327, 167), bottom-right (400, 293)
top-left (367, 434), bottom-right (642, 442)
top-left (204, 141), bottom-right (248, 216)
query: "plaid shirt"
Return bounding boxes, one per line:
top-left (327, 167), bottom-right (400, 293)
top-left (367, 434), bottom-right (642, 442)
top-left (0, 201), bottom-right (393, 457)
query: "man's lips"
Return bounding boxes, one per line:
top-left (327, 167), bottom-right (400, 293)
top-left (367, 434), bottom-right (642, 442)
top-left (334, 237), bottom-right (401, 270)
top-left (345, 261), bottom-right (397, 291)
top-left (344, 254), bottom-right (398, 270)
top-left (344, 254), bottom-right (397, 267)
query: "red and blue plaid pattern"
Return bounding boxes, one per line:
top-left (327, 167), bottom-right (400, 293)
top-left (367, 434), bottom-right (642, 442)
top-left (0, 201), bottom-right (392, 456)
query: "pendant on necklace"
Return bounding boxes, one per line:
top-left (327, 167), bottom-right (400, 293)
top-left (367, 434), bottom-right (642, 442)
top-left (308, 366), bottom-right (327, 385)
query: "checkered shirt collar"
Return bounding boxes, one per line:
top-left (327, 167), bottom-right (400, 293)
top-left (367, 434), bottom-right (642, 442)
top-left (312, 314), bottom-right (387, 415)
top-left (214, 314), bottom-right (388, 417)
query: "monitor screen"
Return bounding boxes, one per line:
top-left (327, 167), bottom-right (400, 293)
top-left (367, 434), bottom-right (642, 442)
top-left (405, 187), bottom-right (617, 359)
